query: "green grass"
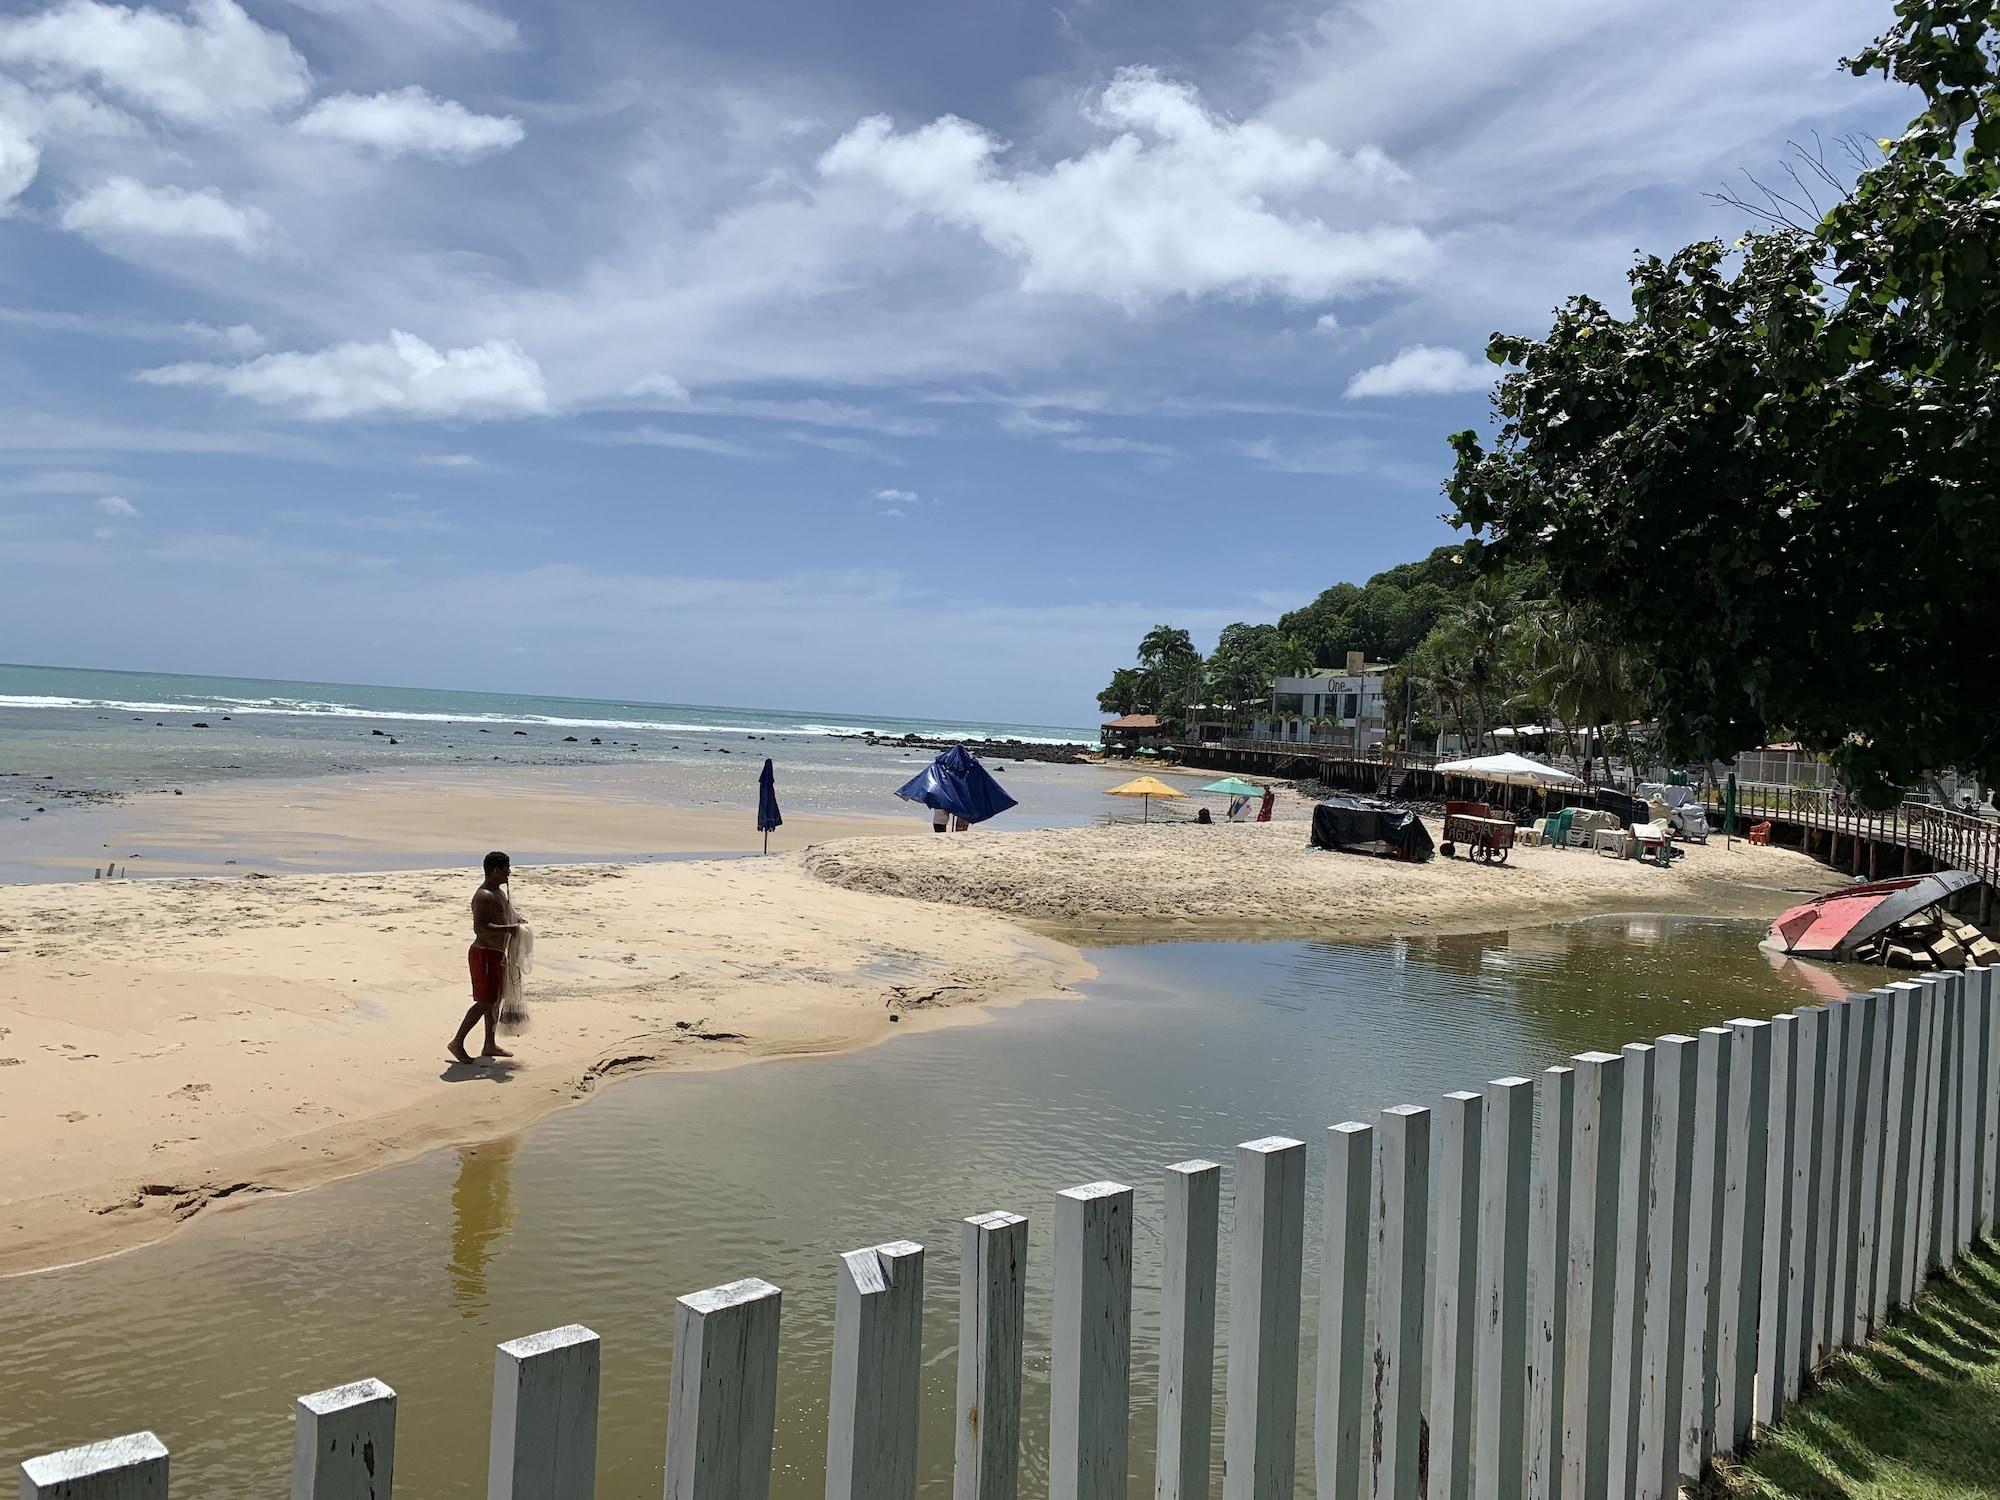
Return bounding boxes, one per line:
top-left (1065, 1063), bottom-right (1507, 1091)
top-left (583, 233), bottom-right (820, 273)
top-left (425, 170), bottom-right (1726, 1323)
top-left (1700, 1243), bottom-right (2000, 1498)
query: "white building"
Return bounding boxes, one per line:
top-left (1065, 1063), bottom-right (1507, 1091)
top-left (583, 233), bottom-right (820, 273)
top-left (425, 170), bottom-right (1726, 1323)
top-left (1252, 653), bottom-right (1392, 747)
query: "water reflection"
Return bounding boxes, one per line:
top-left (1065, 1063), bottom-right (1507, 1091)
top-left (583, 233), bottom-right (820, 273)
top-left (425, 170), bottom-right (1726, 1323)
top-left (448, 1139), bottom-right (516, 1315)
top-left (0, 918), bottom-right (1872, 1499)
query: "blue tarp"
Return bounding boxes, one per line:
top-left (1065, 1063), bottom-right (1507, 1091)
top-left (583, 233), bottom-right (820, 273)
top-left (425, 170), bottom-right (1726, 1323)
top-left (894, 745), bottom-right (1018, 825)
top-left (757, 758), bottom-right (782, 834)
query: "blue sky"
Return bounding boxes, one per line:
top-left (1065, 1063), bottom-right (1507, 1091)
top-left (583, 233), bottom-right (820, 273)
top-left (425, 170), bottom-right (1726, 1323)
top-left (0, 0), bottom-right (1906, 725)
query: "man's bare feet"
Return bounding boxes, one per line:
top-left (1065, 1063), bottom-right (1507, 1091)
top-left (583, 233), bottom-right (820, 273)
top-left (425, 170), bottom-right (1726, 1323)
top-left (448, 1042), bottom-right (473, 1064)
top-left (481, 1044), bottom-right (514, 1059)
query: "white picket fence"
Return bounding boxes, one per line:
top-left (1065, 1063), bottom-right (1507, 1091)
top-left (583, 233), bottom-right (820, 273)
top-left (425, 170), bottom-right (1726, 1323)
top-left (19, 965), bottom-right (1999, 1500)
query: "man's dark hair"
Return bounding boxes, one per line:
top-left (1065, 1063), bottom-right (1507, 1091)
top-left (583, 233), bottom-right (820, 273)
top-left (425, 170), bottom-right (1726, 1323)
top-left (483, 850), bottom-right (510, 877)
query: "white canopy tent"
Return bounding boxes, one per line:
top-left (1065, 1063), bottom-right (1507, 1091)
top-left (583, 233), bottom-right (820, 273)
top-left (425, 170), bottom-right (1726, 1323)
top-left (1433, 752), bottom-right (1581, 785)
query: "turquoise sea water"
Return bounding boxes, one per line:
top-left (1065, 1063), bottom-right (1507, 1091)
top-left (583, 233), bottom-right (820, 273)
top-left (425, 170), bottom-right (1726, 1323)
top-left (0, 663), bottom-right (1095, 744)
top-left (0, 663), bottom-right (1100, 821)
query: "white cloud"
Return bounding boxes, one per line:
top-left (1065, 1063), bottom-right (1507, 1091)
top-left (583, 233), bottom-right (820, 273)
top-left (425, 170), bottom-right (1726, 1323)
top-left (820, 66), bottom-right (1433, 307)
top-left (91, 523), bottom-right (121, 540)
top-left (137, 330), bottom-right (550, 421)
top-left (282, 0), bottom-right (519, 52)
top-left (61, 178), bottom-right (273, 252)
top-left (416, 451), bottom-right (480, 468)
top-left (628, 373), bottom-right (690, 402)
top-left (1344, 344), bottom-right (1493, 398)
top-left (180, 320), bottom-right (264, 353)
top-left (94, 493), bottom-right (139, 517)
top-left (1313, 312), bottom-right (1341, 335)
top-left (605, 425), bottom-right (754, 456)
top-left (0, 0), bottom-right (311, 126)
top-left (874, 487), bottom-right (917, 503)
top-left (0, 114), bottom-right (39, 208)
top-left (295, 87), bottom-right (525, 161)
top-left (0, 468), bottom-right (136, 495)
top-left (337, 508), bottom-right (452, 533)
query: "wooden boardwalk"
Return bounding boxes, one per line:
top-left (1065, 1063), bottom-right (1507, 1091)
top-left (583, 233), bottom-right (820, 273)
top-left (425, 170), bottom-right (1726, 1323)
top-left (1711, 785), bottom-right (1999, 923)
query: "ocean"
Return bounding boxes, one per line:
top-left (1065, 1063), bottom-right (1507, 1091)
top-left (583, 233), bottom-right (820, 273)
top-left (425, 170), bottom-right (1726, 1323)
top-left (0, 662), bottom-right (1098, 819)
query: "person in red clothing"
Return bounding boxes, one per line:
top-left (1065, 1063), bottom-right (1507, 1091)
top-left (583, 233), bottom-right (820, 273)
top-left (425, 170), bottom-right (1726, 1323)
top-left (449, 850), bottom-right (519, 1064)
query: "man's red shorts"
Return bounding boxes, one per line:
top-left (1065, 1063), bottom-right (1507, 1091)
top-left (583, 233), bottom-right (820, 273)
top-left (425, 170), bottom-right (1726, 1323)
top-left (469, 944), bottom-right (505, 1004)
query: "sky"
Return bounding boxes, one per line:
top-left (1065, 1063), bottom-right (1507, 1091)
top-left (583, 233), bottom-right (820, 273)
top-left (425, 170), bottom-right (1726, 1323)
top-left (0, 0), bottom-right (1909, 726)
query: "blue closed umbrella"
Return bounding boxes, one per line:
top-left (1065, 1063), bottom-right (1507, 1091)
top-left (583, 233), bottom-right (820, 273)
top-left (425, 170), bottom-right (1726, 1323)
top-left (757, 758), bottom-right (782, 854)
top-left (895, 744), bottom-right (1018, 826)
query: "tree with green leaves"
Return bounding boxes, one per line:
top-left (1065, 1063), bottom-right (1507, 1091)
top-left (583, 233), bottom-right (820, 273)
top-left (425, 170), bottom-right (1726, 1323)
top-left (1446, 0), bottom-right (2000, 805)
top-left (1096, 667), bottom-right (1152, 717)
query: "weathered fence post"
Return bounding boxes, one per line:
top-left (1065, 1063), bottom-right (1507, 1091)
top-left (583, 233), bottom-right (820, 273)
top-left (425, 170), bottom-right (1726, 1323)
top-left (1561, 1053), bottom-right (1623, 1500)
top-left (292, 1379), bottom-right (397, 1500)
top-left (1957, 971), bottom-right (1980, 1256)
top-left (1473, 1080), bottom-right (1532, 1500)
top-left (1826, 998), bottom-right (1866, 1355)
top-left (1678, 1026), bottom-right (1732, 1482)
top-left (1525, 1066), bottom-right (1573, 1500)
top-left (1372, 1104), bottom-right (1430, 1500)
top-left (1912, 976), bottom-right (1943, 1286)
top-left (1883, 982), bottom-right (1926, 1310)
top-left (1157, 1167), bottom-right (1215, 1500)
top-left (1978, 966), bottom-right (1999, 1238)
top-left (1811, 1000), bottom-right (1846, 1363)
top-left (19, 1434), bottom-right (168, 1500)
top-left (1606, 1043), bottom-right (1654, 1497)
top-left (1431, 1095), bottom-right (1483, 1500)
top-left (1851, 994), bottom-right (1889, 1345)
top-left (827, 1240), bottom-right (924, 1500)
top-left (1225, 1138), bottom-right (1307, 1500)
top-left (1318, 1123), bottom-right (1372, 1500)
top-left (1755, 1014), bottom-right (1798, 1429)
top-left (1787, 1006), bottom-right (1826, 1383)
top-left (1717, 1019), bottom-right (1770, 1447)
top-left (1051, 1181), bottom-right (1134, 1500)
top-left (1930, 974), bottom-right (1961, 1272)
top-left (958, 1212), bottom-right (1028, 1500)
top-left (665, 1278), bottom-right (782, 1500)
top-left (490, 1324), bottom-right (600, 1500)
top-left (1636, 1036), bottom-right (1695, 1500)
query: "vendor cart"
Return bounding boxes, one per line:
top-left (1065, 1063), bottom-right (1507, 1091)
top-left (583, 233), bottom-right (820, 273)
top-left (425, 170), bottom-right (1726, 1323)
top-left (1441, 812), bottom-right (1516, 864)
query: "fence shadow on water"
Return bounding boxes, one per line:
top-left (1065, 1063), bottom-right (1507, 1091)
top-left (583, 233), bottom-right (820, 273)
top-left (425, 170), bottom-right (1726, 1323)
top-left (17, 967), bottom-right (2000, 1500)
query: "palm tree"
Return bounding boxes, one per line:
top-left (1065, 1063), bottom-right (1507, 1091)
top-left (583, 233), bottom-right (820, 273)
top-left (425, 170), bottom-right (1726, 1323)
top-left (1513, 603), bottom-right (1643, 783)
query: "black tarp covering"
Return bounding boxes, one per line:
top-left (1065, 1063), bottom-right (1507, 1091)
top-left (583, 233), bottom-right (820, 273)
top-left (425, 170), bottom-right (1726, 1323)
top-left (1310, 795), bottom-right (1436, 862)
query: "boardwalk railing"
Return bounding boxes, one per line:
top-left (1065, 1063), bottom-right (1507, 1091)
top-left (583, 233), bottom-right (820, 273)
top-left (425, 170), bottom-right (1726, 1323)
top-left (21, 966), bottom-right (2000, 1500)
top-left (1711, 783), bottom-right (2000, 894)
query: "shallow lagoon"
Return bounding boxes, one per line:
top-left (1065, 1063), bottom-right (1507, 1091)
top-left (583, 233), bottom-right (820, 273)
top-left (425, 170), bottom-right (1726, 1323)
top-left (0, 919), bottom-right (1865, 1498)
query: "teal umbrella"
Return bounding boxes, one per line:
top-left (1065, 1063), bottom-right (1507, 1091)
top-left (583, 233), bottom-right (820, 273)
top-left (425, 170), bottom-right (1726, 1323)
top-left (1200, 777), bottom-right (1263, 797)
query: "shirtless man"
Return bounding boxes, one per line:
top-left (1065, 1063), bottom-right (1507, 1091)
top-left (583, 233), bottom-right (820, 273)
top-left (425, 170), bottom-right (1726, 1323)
top-left (449, 850), bottom-right (518, 1064)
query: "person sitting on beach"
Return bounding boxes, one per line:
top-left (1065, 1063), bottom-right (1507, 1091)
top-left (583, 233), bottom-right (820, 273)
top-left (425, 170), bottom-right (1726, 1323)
top-left (450, 850), bottom-right (518, 1064)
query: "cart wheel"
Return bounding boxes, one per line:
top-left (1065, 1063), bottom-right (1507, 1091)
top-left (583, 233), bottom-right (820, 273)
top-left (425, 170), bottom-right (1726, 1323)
top-left (1474, 844), bottom-right (1491, 864)
top-left (1495, 846), bottom-right (1510, 866)
top-left (1441, 842), bottom-right (1456, 859)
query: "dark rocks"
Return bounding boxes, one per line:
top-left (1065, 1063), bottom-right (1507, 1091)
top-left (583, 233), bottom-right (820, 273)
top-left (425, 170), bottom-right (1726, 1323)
top-left (513, 730), bottom-right (528, 736)
top-left (371, 729), bottom-right (386, 736)
top-left (563, 735), bottom-right (579, 742)
top-left (191, 722), bottom-right (209, 729)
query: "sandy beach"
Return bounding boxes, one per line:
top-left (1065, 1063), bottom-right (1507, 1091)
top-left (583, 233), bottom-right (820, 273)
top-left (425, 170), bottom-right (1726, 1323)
top-left (0, 769), bottom-right (1839, 1276)
top-left (806, 818), bottom-right (1840, 941)
top-left (0, 853), bottom-right (1085, 1276)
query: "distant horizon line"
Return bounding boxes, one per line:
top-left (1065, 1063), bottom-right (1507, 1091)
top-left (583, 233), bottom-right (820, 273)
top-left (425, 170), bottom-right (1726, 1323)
top-left (0, 659), bottom-right (1100, 736)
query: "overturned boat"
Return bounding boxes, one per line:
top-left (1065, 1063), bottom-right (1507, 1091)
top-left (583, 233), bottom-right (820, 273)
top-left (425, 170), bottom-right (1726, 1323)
top-left (1765, 870), bottom-right (1989, 965)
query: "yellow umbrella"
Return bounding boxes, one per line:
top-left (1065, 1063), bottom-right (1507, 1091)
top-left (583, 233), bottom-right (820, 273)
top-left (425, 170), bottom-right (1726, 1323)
top-left (1105, 774), bottom-right (1187, 823)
